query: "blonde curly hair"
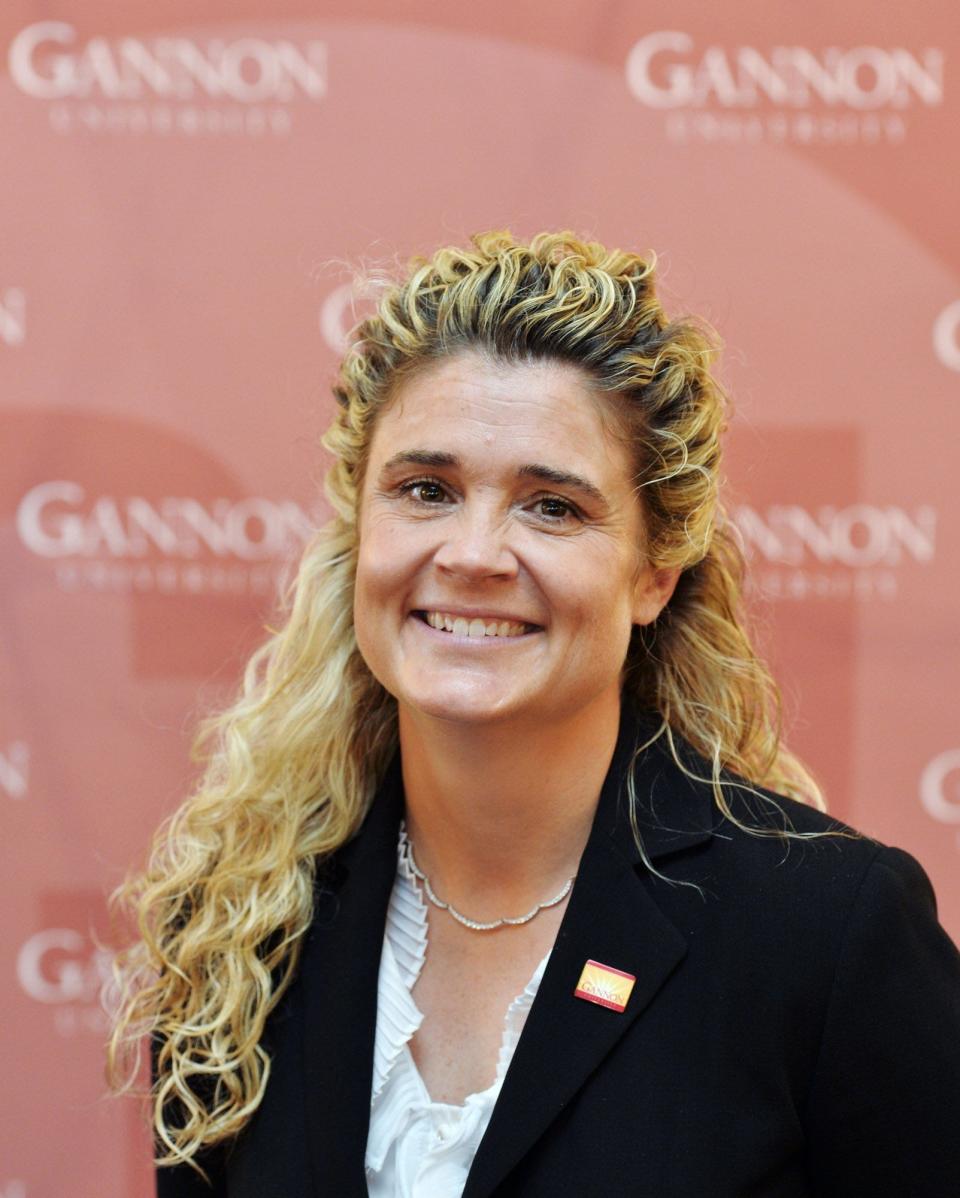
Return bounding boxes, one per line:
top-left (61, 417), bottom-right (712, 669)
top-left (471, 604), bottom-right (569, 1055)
top-left (107, 229), bottom-right (825, 1171)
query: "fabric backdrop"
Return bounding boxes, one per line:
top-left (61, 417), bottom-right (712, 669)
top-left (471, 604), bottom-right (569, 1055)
top-left (2, 3), bottom-right (958, 1194)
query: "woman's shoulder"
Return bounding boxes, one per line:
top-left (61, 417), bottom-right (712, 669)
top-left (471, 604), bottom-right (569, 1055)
top-left (637, 728), bottom-right (939, 926)
top-left (638, 750), bottom-right (959, 1001)
top-left (696, 769), bottom-right (942, 936)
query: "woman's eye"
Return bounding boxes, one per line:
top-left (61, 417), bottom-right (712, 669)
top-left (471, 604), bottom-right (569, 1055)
top-left (399, 479), bottom-right (447, 504)
top-left (534, 496), bottom-right (580, 522)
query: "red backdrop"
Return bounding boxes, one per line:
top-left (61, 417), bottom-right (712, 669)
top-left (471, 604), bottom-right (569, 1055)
top-left (3, 3), bottom-right (959, 1193)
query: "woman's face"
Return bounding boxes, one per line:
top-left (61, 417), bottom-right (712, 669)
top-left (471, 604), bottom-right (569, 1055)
top-left (354, 350), bottom-right (677, 728)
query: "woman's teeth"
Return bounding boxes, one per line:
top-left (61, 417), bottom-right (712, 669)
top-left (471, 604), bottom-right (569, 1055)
top-left (422, 612), bottom-right (531, 638)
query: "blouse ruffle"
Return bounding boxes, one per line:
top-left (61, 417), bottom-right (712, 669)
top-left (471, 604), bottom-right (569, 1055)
top-left (365, 824), bottom-right (551, 1195)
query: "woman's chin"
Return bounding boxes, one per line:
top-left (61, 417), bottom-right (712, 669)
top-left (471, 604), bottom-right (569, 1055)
top-left (398, 684), bottom-right (526, 726)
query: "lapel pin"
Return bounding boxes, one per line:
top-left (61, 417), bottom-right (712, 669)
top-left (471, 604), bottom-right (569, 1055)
top-left (574, 959), bottom-right (636, 1013)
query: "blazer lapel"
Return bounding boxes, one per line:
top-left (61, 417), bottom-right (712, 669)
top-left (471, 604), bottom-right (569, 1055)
top-left (299, 752), bottom-right (404, 1197)
top-left (463, 697), bottom-right (715, 1198)
top-left (293, 696), bottom-right (715, 1198)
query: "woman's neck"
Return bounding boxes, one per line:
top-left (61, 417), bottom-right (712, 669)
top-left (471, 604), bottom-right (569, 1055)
top-left (397, 689), bottom-right (622, 920)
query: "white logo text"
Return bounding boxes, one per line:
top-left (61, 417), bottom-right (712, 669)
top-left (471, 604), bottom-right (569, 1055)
top-left (933, 300), bottom-right (960, 372)
top-left (920, 749), bottom-right (960, 825)
top-left (16, 927), bottom-right (111, 1004)
top-left (16, 481), bottom-right (313, 560)
top-left (626, 31), bottom-right (944, 110)
top-left (0, 288), bottom-right (26, 346)
top-left (9, 22), bottom-right (327, 102)
top-left (0, 742), bottom-right (29, 800)
top-left (734, 504), bottom-right (936, 567)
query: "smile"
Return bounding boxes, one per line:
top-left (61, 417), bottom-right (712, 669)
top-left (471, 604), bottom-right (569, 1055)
top-left (415, 611), bottom-right (539, 639)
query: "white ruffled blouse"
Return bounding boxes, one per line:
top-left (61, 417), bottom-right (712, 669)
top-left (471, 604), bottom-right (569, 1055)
top-left (364, 825), bottom-right (551, 1197)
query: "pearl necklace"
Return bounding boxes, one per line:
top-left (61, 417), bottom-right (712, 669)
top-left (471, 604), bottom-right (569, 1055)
top-left (399, 821), bottom-right (576, 932)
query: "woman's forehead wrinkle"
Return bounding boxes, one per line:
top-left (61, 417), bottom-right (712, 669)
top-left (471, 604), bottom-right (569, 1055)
top-left (375, 354), bottom-right (635, 499)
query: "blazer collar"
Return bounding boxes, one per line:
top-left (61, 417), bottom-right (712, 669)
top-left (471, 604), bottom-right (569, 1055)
top-left (599, 693), bottom-right (719, 865)
top-left (300, 694), bottom-right (715, 1198)
top-left (462, 694), bottom-right (714, 1198)
top-left (300, 754), bottom-right (405, 1197)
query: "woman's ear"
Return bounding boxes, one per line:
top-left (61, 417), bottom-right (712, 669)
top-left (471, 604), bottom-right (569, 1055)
top-left (631, 565), bottom-right (681, 626)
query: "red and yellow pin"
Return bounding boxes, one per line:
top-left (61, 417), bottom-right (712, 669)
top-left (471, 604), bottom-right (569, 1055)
top-left (574, 959), bottom-right (636, 1012)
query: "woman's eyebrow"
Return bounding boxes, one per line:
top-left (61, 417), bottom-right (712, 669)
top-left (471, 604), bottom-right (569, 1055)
top-left (517, 463), bottom-right (607, 507)
top-left (382, 449), bottom-right (459, 472)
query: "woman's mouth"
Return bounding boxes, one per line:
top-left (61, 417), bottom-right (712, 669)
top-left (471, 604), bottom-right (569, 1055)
top-left (414, 611), bottom-right (540, 639)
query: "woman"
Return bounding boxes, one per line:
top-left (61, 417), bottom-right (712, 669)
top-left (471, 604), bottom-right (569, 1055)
top-left (109, 230), bottom-right (960, 1196)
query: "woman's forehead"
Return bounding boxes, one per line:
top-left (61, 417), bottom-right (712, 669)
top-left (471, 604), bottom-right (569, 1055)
top-left (370, 351), bottom-right (633, 474)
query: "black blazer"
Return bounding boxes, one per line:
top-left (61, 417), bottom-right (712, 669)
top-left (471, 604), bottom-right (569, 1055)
top-left (158, 699), bottom-right (960, 1196)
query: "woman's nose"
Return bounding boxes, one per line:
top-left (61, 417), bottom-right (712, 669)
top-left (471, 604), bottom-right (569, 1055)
top-left (432, 507), bottom-right (519, 579)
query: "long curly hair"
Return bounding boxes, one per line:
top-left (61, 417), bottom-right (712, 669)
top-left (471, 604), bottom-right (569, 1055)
top-left (107, 229), bottom-right (826, 1170)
